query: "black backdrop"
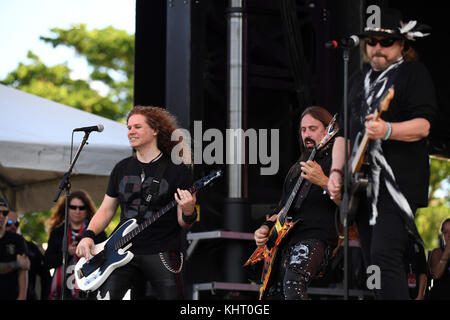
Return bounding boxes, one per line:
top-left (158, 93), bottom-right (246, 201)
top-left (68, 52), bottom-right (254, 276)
top-left (134, 0), bottom-right (449, 297)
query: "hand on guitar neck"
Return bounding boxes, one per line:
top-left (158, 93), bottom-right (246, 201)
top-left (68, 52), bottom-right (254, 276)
top-left (254, 213), bottom-right (278, 247)
top-left (300, 160), bottom-right (328, 188)
top-left (364, 113), bottom-right (391, 140)
top-left (328, 88), bottom-right (395, 202)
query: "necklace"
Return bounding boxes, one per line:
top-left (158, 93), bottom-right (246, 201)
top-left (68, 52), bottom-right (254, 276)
top-left (140, 152), bottom-right (162, 183)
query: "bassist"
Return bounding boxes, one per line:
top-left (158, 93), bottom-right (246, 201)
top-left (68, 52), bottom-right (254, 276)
top-left (253, 106), bottom-right (339, 300)
top-left (76, 106), bottom-right (197, 300)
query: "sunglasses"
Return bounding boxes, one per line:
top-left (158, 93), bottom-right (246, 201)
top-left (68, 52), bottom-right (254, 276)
top-left (6, 220), bottom-right (20, 227)
top-left (366, 37), bottom-right (397, 48)
top-left (69, 205), bottom-right (87, 211)
top-left (1, 210), bottom-right (9, 217)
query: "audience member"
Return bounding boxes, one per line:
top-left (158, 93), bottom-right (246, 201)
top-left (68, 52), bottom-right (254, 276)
top-left (404, 238), bottom-right (428, 300)
top-left (0, 198), bottom-right (29, 300)
top-left (44, 190), bottom-right (106, 299)
top-left (428, 218), bottom-right (450, 299)
top-left (6, 210), bottom-right (51, 300)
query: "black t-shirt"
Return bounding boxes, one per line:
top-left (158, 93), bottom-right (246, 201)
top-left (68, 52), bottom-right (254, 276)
top-left (404, 241), bottom-right (427, 299)
top-left (106, 154), bottom-right (193, 254)
top-left (0, 231), bottom-right (28, 300)
top-left (430, 249), bottom-right (450, 300)
top-left (340, 61), bottom-right (437, 208)
top-left (275, 147), bottom-right (338, 246)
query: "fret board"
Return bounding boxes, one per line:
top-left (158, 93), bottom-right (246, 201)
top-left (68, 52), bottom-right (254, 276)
top-left (112, 170), bottom-right (221, 251)
top-left (278, 147), bottom-right (317, 225)
top-left (114, 199), bottom-right (178, 250)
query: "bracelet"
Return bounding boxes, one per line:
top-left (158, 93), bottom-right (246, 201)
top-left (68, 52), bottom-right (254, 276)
top-left (439, 258), bottom-right (448, 263)
top-left (330, 168), bottom-right (344, 177)
top-left (83, 229), bottom-right (96, 240)
top-left (182, 207), bottom-right (198, 224)
top-left (382, 122), bottom-right (392, 141)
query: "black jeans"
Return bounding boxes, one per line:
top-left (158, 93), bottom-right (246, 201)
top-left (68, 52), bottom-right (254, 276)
top-left (97, 252), bottom-right (183, 300)
top-left (356, 182), bottom-right (413, 300)
top-left (265, 239), bottom-right (328, 300)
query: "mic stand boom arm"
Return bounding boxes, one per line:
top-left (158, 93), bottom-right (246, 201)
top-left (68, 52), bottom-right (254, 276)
top-left (53, 131), bottom-right (91, 300)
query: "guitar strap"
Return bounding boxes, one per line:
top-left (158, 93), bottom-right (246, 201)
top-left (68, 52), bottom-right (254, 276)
top-left (362, 60), bottom-right (424, 247)
top-left (138, 155), bottom-right (168, 223)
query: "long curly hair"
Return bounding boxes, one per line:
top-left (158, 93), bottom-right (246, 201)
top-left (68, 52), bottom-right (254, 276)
top-left (47, 190), bottom-right (97, 235)
top-left (127, 106), bottom-right (192, 165)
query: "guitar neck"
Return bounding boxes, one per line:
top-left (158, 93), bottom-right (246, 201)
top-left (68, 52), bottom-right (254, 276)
top-left (351, 108), bottom-right (385, 174)
top-left (113, 170), bottom-right (223, 251)
top-left (279, 148), bottom-right (317, 223)
top-left (115, 199), bottom-right (178, 250)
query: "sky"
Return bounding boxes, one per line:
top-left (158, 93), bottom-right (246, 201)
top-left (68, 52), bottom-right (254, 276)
top-left (0, 0), bottom-right (135, 80)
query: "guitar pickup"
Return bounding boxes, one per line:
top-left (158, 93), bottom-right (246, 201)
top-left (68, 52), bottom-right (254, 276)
top-left (77, 269), bottom-right (85, 278)
top-left (80, 251), bottom-right (106, 277)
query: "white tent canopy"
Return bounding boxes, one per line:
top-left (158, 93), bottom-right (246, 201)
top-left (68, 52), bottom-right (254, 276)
top-left (0, 84), bottom-right (132, 213)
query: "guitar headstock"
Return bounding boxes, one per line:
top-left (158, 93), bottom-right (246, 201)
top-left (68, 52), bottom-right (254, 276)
top-left (379, 87), bottom-right (395, 113)
top-left (316, 113), bottom-right (339, 151)
top-left (190, 170), bottom-right (223, 193)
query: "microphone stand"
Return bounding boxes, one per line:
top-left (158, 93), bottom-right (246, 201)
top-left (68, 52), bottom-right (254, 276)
top-left (53, 131), bottom-right (91, 300)
top-left (340, 47), bottom-right (350, 300)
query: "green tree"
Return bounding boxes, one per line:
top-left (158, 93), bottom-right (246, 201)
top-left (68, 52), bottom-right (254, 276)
top-left (1, 24), bottom-right (134, 244)
top-left (1, 24), bottom-right (134, 121)
top-left (417, 202), bottom-right (450, 253)
top-left (416, 157), bottom-right (450, 253)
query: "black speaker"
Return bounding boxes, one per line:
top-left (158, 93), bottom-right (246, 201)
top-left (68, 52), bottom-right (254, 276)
top-left (134, 0), bottom-right (166, 107)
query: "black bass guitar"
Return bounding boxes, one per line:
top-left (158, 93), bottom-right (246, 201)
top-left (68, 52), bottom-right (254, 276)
top-left (74, 170), bottom-right (222, 291)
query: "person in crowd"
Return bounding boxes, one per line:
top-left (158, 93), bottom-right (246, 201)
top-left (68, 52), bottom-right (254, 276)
top-left (45, 190), bottom-right (106, 299)
top-left (0, 198), bottom-right (29, 300)
top-left (328, 8), bottom-right (436, 299)
top-left (404, 238), bottom-right (428, 300)
top-left (252, 106), bottom-right (339, 299)
top-left (428, 217), bottom-right (450, 299)
top-left (6, 209), bottom-right (51, 300)
top-left (76, 106), bottom-right (197, 300)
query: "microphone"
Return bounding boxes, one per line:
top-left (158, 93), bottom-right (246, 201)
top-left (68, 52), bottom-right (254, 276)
top-left (325, 35), bottom-right (360, 49)
top-left (73, 124), bottom-right (104, 133)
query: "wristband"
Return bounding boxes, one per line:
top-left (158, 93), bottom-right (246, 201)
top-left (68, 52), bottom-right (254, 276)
top-left (330, 168), bottom-right (344, 177)
top-left (12, 260), bottom-right (19, 270)
top-left (83, 229), bottom-right (96, 240)
top-left (382, 122), bottom-right (392, 141)
top-left (182, 207), bottom-right (198, 224)
top-left (261, 220), bottom-right (275, 230)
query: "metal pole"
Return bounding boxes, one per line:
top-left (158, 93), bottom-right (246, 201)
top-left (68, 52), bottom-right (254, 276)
top-left (224, 0), bottom-right (249, 284)
top-left (227, 0), bottom-right (243, 198)
top-left (342, 48), bottom-right (350, 300)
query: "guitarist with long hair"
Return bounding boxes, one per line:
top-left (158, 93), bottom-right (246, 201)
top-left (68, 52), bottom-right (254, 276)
top-left (251, 106), bottom-right (339, 300)
top-left (327, 8), bottom-right (437, 299)
top-left (76, 106), bottom-right (197, 300)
